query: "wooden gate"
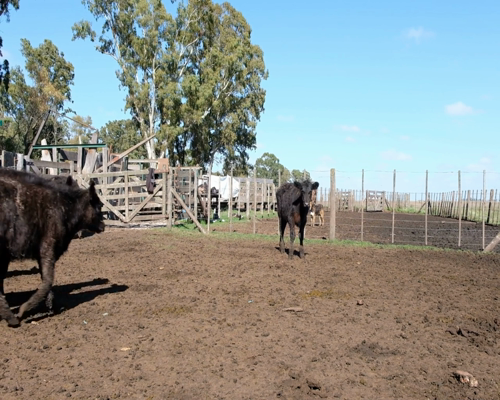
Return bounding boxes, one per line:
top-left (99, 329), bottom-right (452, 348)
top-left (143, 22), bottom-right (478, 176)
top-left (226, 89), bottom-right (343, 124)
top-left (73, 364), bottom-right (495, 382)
top-left (366, 190), bottom-right (385, 212)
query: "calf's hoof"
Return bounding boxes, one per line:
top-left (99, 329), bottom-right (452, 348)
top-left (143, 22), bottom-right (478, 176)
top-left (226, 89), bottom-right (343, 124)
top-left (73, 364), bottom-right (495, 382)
top-left (288, 252), bottom-right (294, 260)
top-left (7, 315), bottom-right (20, 328)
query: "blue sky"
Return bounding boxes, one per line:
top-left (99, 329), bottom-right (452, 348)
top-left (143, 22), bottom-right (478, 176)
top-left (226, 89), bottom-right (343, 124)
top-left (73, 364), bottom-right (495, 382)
top-left (1, 0), bottom-right (499, 193)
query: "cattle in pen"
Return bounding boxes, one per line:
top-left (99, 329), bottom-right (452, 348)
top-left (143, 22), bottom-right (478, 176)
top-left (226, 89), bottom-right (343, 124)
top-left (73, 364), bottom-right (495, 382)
top-left (276, 179), bottom-right (319, 259)
top-left (0, 169), bottom-right (105, 327)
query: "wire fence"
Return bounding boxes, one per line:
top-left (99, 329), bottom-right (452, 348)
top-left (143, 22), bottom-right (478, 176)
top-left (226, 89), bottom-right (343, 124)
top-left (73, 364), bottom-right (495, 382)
top-left (307, 169), bottom-right (500, 252)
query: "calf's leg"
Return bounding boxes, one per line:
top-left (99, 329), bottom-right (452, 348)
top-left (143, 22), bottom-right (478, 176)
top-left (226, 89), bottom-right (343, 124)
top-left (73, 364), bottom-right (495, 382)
top-left (288, 216), bottom-right (296, 259)
top-left (37, 258), bottom-right (55, 315)
top-left (298, 222), bottom-right (306, 259)
top-left (279, 217), bottom-right (287, 254)
top-left (0, 256), bottom-right (19, 327)
top-left (18, 242), bottom-right (55, 320)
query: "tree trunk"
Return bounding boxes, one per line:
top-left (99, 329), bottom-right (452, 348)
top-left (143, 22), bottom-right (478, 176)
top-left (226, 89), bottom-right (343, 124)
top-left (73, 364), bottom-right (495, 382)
top-left (145, 138), bottom-right (156, 159)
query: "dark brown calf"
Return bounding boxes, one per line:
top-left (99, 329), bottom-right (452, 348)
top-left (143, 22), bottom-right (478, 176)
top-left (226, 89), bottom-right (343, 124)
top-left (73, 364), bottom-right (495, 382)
top-left (277, 179), bottom-right (319, 259)
top-left (0, 169), bottom-right (105, 327)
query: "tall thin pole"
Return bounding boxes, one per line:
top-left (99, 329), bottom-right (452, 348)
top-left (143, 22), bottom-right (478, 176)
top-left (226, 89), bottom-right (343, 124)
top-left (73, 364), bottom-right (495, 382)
top-left (391, 169), bottom-right (396, 244)
top-left (217, 179), bottom-right (221, 219)
top-left (425, 170), bottom-right (428, 246)
top-left (253, 169), bottom-right (257, 234)
top-left (329, 168), bottom-right (336, 240)
top-left (229, 166), bottom-right (233, 233)
top-left (458, 171), bottom-right (462, 247)
top-left (361, 169), bottom-right (364, 242)
top-left (194, 168), bottom-right (198, 221)
top-left (167, 169), bottom-right (172, 229)
top-left (207, 171), bottom-right (212, 234)
top-left (482, 170), bottom-right (486, 249)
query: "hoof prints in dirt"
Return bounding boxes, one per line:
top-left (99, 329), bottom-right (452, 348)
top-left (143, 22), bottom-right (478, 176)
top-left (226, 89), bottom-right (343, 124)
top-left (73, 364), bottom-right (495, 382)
top-left (278, 371), bottom-right (327, 399)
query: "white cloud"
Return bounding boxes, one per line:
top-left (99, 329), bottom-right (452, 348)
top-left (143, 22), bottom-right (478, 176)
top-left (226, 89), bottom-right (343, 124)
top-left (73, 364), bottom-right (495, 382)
top-left (345, 136), bottom-right (356, 143)
top-left (400, 135), bottom-right (410, 141)
top-left (404, 27), bottom-right (435, 43)
top-left (380, 149), bottom-right (412, 161)
top-left (277, 115), bottom-right (295, 122)
top-left (339, 125), bottom-right (361, 132)
top-left (445, 101), bottom-right (481, 116)
top-left (380, 127), bottom-right (390, 134)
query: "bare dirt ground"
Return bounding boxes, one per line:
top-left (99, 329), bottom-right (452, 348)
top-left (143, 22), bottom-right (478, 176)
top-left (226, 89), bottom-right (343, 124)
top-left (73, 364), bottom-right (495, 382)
top-left (1, 219), bottom-right (500, 399)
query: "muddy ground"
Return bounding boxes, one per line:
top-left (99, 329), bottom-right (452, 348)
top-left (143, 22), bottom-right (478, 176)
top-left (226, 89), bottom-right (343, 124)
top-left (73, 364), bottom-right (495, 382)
top-left (1, 219), bottom-right (499, 399)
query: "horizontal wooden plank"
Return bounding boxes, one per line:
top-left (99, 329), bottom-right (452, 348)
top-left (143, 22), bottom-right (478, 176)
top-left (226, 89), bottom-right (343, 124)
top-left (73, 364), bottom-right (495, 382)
top-left (32, 160), bottom-right (75, 170)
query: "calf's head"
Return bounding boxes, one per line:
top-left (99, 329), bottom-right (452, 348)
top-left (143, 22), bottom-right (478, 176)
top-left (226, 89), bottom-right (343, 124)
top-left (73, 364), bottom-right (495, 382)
top-left (294, 179), bottom-right (319, 209)
top-left (81, 181), bottom-right (105, 233)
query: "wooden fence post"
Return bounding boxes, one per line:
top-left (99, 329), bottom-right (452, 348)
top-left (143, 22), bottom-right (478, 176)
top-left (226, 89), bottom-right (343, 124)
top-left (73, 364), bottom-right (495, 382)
top-left (188, 169), bottom-right (192, 216)
top-left (458, 171), bottom-right (462, 247)
top-left (253, 169), bottom-right (257, 234)
top-left (465, 190), bottom-right (470, 221)
top-left (487, 189), bottom-right (494, 224)
top-left (391, 169), bottom-right (396, 244)
top-left (229, 167), bottom-right (233, 232)
top-left (482, 170), bottom-right (486, 249)
top-left (207, 171), bottom-right (212, 234)
top-left (261, 182), bottom-right (265, 216)
top-left (425, 170), bottom-right (428, 246)
top-left (217, 178), bottom-right (221, 218)
top-left (329, 169), bottom-right (336, 240)
top-left (125, 171), bottom-right (130, 221)
top-left (246, 178), bottom-right (250, 220)
top-left (194, 168), bottom-right (198, 220)
top-left (267, 183), bottom-right (270, 216)
top-left (361, 169), bottom-right (364, 242)
top-left (167, 168), bottom-right (173, 229)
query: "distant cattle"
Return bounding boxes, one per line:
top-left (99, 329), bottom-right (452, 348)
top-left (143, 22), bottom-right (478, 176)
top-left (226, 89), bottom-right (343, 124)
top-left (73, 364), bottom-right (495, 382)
top-left (0, 169), bottom-right (105, 327)
top-left (276, 179), bottom-right (319, 259)
top-left (310, 188), bottom-right (325, 226)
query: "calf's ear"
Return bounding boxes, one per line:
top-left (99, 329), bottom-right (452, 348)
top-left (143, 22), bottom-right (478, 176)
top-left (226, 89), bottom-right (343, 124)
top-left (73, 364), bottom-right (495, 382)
top-left (293, 181), bottom-right (302, 190)
top-left (66, 176), bottom-right (74, 186)
top-left (312, 182), bottom-right (319, 190)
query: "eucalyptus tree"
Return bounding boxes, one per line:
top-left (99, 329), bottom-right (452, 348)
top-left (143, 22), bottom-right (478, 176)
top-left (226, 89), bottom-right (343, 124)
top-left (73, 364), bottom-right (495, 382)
top-left (254, 152), bottom-right (290, 186)
top-left (99, 118), bottom-right (147, 158)
top-left (165, 0), bottom-right (268, 176)
top-left (73, 0), bottom-right (172, 159)
top-left (0, 38), bottom-right (74, 153)
top-left (74, 0), bottom-right (267, 171)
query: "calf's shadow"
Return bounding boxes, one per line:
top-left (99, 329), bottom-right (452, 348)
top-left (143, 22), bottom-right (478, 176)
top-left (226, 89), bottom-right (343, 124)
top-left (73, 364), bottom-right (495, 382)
top-left (5, 278), bottom-right (128, 322)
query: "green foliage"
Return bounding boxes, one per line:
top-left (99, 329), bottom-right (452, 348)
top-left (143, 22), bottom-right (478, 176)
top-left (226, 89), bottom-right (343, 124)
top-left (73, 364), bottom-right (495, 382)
top-left (99, 118), bottom-right (147, 158)
top-left (165, 0), bottom-right (268, 173)
top-left (255, 152), bottom-right (289, 186)
top-left (0, 39), bottom-right (74, 153)
top-left (74, 0), bottom-right (267, 169)
top-left (291, 169), bottom-right (310, 182)
top-left (221, 152), bottom-right (253, 177)
top-left (73, 0), bottom-right (174, 159)
top-left (66, 115), bottom-right (94, 144)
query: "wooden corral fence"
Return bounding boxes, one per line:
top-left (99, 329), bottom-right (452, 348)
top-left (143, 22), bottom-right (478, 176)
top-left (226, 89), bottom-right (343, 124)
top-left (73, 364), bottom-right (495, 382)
top-left (1, 148), bottom-right (278, 234)
top-left (234, 177), bottom-right (276, 219)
